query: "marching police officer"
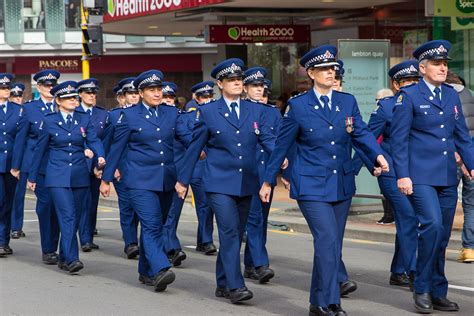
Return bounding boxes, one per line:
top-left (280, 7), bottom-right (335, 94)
top-left (261, 79), bottom-right (271, 104)
top-left (100, 70), bottom-right (191, 292)
top-left (333, 60), bottom-right (344, 91)
top-left (259, 45), bottom-right (388, 316)
top-left (101, 78), bottom-right (139, 260)
top-left (391, 40), bottom-right (474, 313)
top-left (119, 77), bottom-right (140, 107)
top-left (9, 82), bottom-right (26, 239)
top-left (160, 81), bottom-right (188, 266)
top-left (189, 81), bottom-right (216, 255)
top-left (113, 85), bottom-right (126, 107)
top-left (76, 78), bottom-right (108, 252)
top-left (10, 70), bottom-right (61, 264)
top-left (27, 81), bottom-right (105, 273)
top-left (0, 73), bottom-right (22, 257)
top-left (354, 60), bottom-right (420, 288)
top-left (242, 67), bottom-right (281, 284)
top-left (175, 58), bottom-right (276, 304)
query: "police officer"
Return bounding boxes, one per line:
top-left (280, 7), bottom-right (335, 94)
top-left (391, 40), bottom-right (474, 313)
top-left (101, 78), bottom-right (139, 260)
top-left (189, 81), bottom-right (216, 255)
top-left (0, 74), bottom-right (22, 257)
top-left (175, 58), bottom-right (276, 304)
top-left (27, 81), bottom-right (105, 273)
top-left (76, 78), bottom-right (108, 252)
top-left (333, 60), bottom-right (344, 92)
top-left (10, 70), bottom-right (61, 264)
top-left (9, 83), bottom-right (25, 105)
top-left (100, 70), bottom-right (191, 292)
top-left (354, 60), bottom-right (420, 288)
top-left (259, 45), bottom-right (388, 316)
top-left (119, 77), bottom-right (140, 107)
top-left (242, 67), bottom-right (281, 284)
top-left (261, 79), bottom-right (271, 104)
top-left (160, 81), bottom-right (187, 266)
top-left (9, 82), bottom-right (26, 239)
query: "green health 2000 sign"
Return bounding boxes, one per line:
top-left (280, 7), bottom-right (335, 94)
top-left (206, 25), bottom-right (311, 43)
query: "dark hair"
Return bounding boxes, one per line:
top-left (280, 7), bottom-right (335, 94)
top-left (445, 70), bottom-right (463, 85)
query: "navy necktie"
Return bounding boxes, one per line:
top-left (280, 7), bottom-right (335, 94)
top-left (46, 102), bottom-right (53, 113)
top-left (434, 87), bottom-right (441, 102)
top-left (86, 109), bottom-right (92, 116)
top-left (320, 95), bottom-right (331, 118)
top-left (66, 114), bottom-right (72, 129)
top-left (149, 107), bottom-right (157, 121)
top-left (229, 102), bottom-right (239, 124)
top-left (0, 104), bottom-right (5, 118)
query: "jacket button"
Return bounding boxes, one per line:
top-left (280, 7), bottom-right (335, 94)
top-left (3, 132), bottom-right (6, 135)
top-left (4, 141), bottom-right (7, 144)
top-left (239, 156), bottom-right (242, 159)
top-left (68, 133), bottom-right (71, 136)
top-left (261, 161), bottom-right (264, 164)
top-left (331, 141), bottom-right (335, 145)
top-left (309, 128), bottom-right (313, 132)
top-left (239, 168), bottom-right (242, 172)
top-left (237, 143), bottom-right (241, 146)
top-left (439, 111), bottom-right (443, 115)
top-left (69, 153), bottom-right (72, 156)
top-left (160, 151), bottom-right (164, 155)
top-left (442, 138), bottom-right (446, 142)
top-left (329, 126), bottom-right (333, 130)
top-left (161, 163), bottom-right (164, 166)
top-left (260, 149), bottom-right (264, 153)
top-left (158, 140), bottom-right (162, 143)
top-left (68, 143), bottom-right (72, 146)
top-left (333, 170), bottom-right (337, 174)
top-left (69, 163), bottom-right (72, 166)
top-left (157, 128), bottom-right (160, 131)
top-left (443, 151), bottom-right (447, 155)
top-left (440, 125), bottom-right (444, 128)
top-left (333, 155), bottom-right (336, 159)
top-left (236, 130), bottom-right (240, 134)
top-left (4, 150), bottom-right (7, 153)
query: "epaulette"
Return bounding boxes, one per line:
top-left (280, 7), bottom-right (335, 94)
top-left (442, 82), bottom-right (454, 89)
top-left (187, 107), bottom-right (197, 112)
top-left (111, 107), bottom-right (123, 112)
top-left (45, 112), bottom-right (56, 116)
top-left (288, 91), bottom-right (307, 101)
top-left (95, 105), bottom-right (106, 111)
top-left (24, 99), bottom-right (34, 104)
top-left (263, 102), bottom-right (277, 108)
top-left (333, 89), bottom-right (351, 95)
top-left (400, 82), bottom-right (417, 90)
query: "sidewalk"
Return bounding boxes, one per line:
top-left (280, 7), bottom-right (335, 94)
top-left (96, 178), bottom-right (465, 251)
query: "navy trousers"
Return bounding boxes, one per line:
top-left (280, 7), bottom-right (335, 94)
top-left (163, 191), bottom-right (186, 253)
top-left (130, 189), bottom-right (172, 277)
top-left (244, 190), bottom-right (273, 268)
top-left (79, 175), bottom-right (100, 246)
top-left (49, 187), bottom-right (88, 264)
top-left (378, 176), bottom-right (418, 275)
top-left (409, 184), bottom-right (457, 298)
top-left (113, 179), bottom-right (139, 248)
top-left (206, 193), bottom-right (251, 290)
top-left (298, 199), bottom-right (352, 307)
top-left (0, 173), bottom-right (17, 247)
top-left (11, 172), bottom-right (27, 232)
top-left (35, 175), bottom-right (60, 254)
top-left (190, 176), bottom-right (214, 245)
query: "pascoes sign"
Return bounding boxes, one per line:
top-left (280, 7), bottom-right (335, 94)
top-left (104, 0), bottom-right (226, 22)
top-left (206, 25), bottom-right (311, 43)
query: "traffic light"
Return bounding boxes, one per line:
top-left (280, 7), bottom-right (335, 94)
top-left (82, 25), bottom-right (103, 57)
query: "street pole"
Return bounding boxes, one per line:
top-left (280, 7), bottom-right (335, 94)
top-left (81, 1), bottom-right (90, 79)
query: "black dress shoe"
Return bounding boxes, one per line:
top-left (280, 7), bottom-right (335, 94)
top-left (58, 261), bottom-right (69, 271)
top-left (328, 304), bottom-right (346, 316)
top-left (196, 243), bottom-right (217, 255)
top-left (125, 244), bottom-right (139, 259)
top-left (340, 280), bottom-right (357, 296)
top-left (432, 297), bottom-right (460, 311)
top-left (81, 243), bottom-right (92, 252)
top-left (153, 269), bottom-right (176, 292)
top-left (139, 274), bottom-right (154, 286)
top-left (390, 273), bottom-right (410, 287)
top-left (4, 246), bottom-right (13, 255)
top-left (169, 250), bottom-right (186, 266)
top-left (228, 287), bottom-right (253, 304)
top-left (0, 246), bottom-right (11, 256)
top-left (215, 287), bottom-right (230, 298)
top-left (94, 229), bottom-right (98, 236)
top-left (255, 265), bottom-right (275, 283)
top-left (67, 260), bottom-right (84, 274)
top-left (413, 292), bottom-right (433, 313)
top-left (90, 242), bottom-right (99, 249)
top-left (309, 305), bottom-right (335, 316)
top-left (42, 252), bottom-right (59, 265)
top-left (11, 231), bottom-right (25, 239)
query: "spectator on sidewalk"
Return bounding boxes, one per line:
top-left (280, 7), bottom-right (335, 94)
top-left (445, 71), bottom-right (474, 263)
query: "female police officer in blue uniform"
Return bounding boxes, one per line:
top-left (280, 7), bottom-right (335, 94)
top-left (175, 58), bottom-right (276, 304)
top-left (391, 40), bottom-right (474, 313)
top-left (100, 70), bottom-right (191, 292)
top-left (0, 73), bottom-right (22, 257)
top-left (27, 81), bottom-right (105, 274)
top-left (259, 45), bottom-right (388, 316)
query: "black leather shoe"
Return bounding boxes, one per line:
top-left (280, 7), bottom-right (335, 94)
top-left (4, 246), bottom-right (13, 255)
top-left (328, 304), bottom-right (346, 316)
top-left (42, 252), bottom-right (59, 265)
top-left (67, 260), bottom-right (84, 274)
top-left (340, 280), bottom-right (357, 296)
top-left (215, 287), bottom-right (230, 298)
top-left (81, 243), bottom-right (92, 252)
top-left (255, 265), bottom-right (275, 283)
top-left (169, 250), bottom-right (186, 267)
top-left (139, 274), bottom-right (154, 286)
top-left (413, 292), bottom-right (433, 313)
top-left (58, 261), bottom-right (69, 271)
top-left (90, 242), bottom-right (99, 249)
top-left (244, 267), bottom-right (259, 280)
top-left (153, 269), bottom-right (176, 292)
top-left (94, 229), bottom-right (98, 236)
top-left (0, 246), bottom-right (11, 256)
top-left (125, 244), bottom-right (139, 259)
top-left (432, 297), bottom-right (459, 312)
top-left (309, 305), bottom-right (335, 316)
top-left (228, 287), bottom-right (253, 304)
top-left (196, 243), bottom-right (217, 255)
top-left (390, 273), bottom-right (410, 287)
top-left (11, 230), bottom-right (25, 239)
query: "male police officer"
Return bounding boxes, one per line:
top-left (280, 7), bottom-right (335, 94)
top-left (242, 67), bottom-right (281, 284)
top-left (354, 60), bottom-right (420, 288)
top-left (9, 83), bottom-right (25, 105)
top-left (391, 40), bottom-right (474, 313)
top-left (175, 58), bottom-right (277, 303)
top-left (0, 73), bottom-right (22, 256)
top-left (10, 70), bottom-right (61, 264)
top-left (333, 60), bottom-right (344, 92)
top-left (76, 78), bottom-right (108, 252)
